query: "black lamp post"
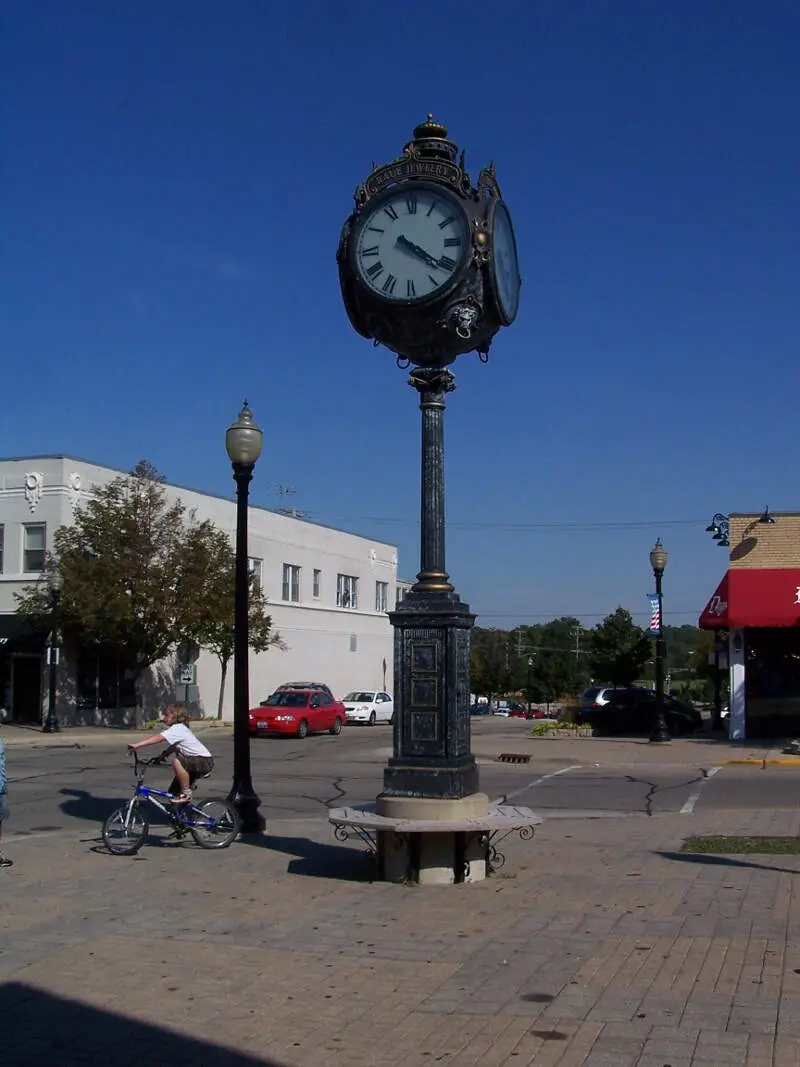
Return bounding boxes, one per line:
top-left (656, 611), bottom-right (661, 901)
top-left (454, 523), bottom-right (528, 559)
top-left (42, 569), bottom-right (64, 733)
top-left (649, 538), bottom-right (670, 743)
top-left (225, 401), bottom-right (264, 833)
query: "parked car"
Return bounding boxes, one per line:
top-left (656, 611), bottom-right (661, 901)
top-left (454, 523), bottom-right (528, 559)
top-left (470, 703), bottom-right (491, 715)
top-left (249, 688), bottom-right (346, 739)
top-left (508, 707), bottom-right (528, 719)
top-left (274, 681), bottom-right (335, 698)
top-left (578, 686), bottom-right (702, 736)
top-left (342, 690), bottom-right (394, 725)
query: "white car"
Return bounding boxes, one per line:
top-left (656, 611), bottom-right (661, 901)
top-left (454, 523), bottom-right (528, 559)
top-left (343, 691), bottom-right (394, 725)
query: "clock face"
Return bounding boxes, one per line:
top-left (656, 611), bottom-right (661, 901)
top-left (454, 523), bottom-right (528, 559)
top-left (353, 185), bottom-right (470, 303)
top-left (490, 201), bottom-right (521, 323)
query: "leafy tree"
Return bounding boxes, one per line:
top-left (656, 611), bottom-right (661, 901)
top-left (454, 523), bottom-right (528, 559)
top-left (588, 607), bottom-right (652, 688)
top-left (470, 628), bottom-right (512, 699)
top-left (506, 619), bottom-right (591, 705)
top-left (15, 460), bottom-right (231, 718)
top-left (181, 524), bottom-right (284, 718)
top-left (528, 618), bottom-right (592, 704)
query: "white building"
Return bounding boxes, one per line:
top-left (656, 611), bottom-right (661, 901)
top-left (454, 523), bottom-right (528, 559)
top-left (0, 455), bottom-right (406, 727)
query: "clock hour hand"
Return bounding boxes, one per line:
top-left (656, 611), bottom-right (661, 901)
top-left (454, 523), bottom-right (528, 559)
top-left (395, 234), bottom-right (440, 269)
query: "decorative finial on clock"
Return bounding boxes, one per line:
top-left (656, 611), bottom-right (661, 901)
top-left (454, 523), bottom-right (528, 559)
top-left (413, 114), bottom-right (448, 140)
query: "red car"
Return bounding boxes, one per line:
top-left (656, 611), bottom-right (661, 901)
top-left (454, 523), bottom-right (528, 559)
top-left (248, 689), bottom-right (346, 739)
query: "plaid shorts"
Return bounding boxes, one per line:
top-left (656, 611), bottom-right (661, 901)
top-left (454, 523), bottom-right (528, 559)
top-left (168, 754), bottom-right (214, 793)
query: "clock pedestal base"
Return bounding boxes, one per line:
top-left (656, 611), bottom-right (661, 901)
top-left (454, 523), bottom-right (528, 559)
top-left (383, 587), bottom-right (479, 802)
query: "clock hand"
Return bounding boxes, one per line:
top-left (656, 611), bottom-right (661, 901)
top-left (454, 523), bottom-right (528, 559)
top-left (396, 234), bottom-right (440, 269)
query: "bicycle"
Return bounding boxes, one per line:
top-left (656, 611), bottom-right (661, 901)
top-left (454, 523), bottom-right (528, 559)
top-left (102, 750), bottom-right (240, 855)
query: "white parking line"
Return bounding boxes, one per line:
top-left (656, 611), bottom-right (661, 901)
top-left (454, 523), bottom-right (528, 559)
top-left (680, 766), bottom-right (721, 814)
top-left (493, 764), bottom-right (582, 806)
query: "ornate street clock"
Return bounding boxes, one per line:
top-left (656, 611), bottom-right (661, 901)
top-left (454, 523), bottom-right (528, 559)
top-left (338, 115), bottom-right (521, 367)
top-left (336, 117), bottom-right (522, 813)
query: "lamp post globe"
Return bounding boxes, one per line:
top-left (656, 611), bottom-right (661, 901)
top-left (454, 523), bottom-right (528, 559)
top-left (226, 402), bottom-right (263, 466)
top-left (649, 539), bottom-right (668, 575)
top-left (42, 568), bottom-right (64, 733)
top-left (648, 539), bottom-right (671, 744)
top-left (225, 401), bottom-right (264, 833)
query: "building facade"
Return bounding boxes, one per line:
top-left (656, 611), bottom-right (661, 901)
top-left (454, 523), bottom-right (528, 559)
top-left (699, 511), bottom-right (800, 740)
top-left (0, 455), bottom-right (403, 727)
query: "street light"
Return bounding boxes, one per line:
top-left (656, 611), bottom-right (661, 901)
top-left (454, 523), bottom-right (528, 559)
top-left (225, 401), bottom-right (264, 833)
top-left (648, 538), bottom-right (670, 743)
top-left (42, 569), bottom-right (64, 733)
top-left (705, 513), bottom-right (730, 547)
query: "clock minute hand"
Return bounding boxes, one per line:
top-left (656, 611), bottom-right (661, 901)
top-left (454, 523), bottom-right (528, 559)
top-left (396, 234), bottom-right (439, 268)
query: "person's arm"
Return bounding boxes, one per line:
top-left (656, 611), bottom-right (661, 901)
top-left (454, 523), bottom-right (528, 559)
top-left (127, 733), bottom-right (167, 752)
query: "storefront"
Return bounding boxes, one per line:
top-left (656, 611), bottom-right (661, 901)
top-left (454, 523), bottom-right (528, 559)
top-left (0, 615), bottom-right (45, 724)
top-left (699, 512), bottom-right (800, 739)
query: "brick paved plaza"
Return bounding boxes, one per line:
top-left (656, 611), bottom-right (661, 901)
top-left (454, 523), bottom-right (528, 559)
top-left (5, 765), bottom-right (800, 1067)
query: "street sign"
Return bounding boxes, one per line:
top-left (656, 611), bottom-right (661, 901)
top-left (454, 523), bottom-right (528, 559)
top-left (177, 664), bottom-right (195, 685)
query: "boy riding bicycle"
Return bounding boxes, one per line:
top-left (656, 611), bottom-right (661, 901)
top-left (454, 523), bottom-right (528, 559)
top-left (127, 703), bottom-right (213, 803)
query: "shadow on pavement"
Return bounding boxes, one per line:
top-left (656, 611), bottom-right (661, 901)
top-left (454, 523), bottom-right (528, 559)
top-left (242, 833), bottom-right (376, 882)
top-left (59, 787), bottom-right (121, 823)
top-left (2, 982), bottom-right (291, 1066)
top-left (656, 849), bottom-right (800, 876)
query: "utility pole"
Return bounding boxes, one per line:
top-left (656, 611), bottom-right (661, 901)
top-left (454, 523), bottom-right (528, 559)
top-left (572, 625), bottom-right (582, 660)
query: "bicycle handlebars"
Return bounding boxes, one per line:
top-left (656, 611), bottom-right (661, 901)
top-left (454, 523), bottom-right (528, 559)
top-left (130, 744), bottom-right (177, 769)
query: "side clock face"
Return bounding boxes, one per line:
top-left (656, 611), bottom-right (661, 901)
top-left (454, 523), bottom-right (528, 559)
top-left (489, 201), bottom-right (521, 324)
top-left (352, 184), bottom-right (470, 303)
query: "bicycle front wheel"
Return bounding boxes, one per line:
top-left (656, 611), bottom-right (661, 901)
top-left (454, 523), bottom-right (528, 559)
top-left (102, 805), bottom-right (149, 855)
top-left (189, 799), bottom-right (240, 849)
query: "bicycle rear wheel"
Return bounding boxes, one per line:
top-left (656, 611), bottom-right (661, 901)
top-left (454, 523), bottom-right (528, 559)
top-left (188, 799), bottom-right (240, 849)
top-left (103, 804), bottom-right (149, 855)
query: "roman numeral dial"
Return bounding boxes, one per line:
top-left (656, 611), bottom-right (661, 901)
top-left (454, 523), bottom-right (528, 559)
top-left (354, 186), bottom-right (469, 303)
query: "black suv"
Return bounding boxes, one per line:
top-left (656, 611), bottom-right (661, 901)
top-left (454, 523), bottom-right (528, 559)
top-left (578, 686), bottom-right (702, 736)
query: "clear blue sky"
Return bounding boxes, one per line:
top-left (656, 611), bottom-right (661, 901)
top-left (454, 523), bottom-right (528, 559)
top-left (4, 1), bottom-right (798, 630)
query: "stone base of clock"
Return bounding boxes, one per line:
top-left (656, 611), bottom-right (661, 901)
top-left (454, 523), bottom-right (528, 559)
top-left (385, 585), bottom-right (479, 801)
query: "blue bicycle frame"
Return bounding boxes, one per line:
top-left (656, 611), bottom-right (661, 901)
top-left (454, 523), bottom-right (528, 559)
top-left (124, 753), bottom-right (215, 833)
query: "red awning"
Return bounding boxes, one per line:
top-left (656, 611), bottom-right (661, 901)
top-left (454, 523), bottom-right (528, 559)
top-left (699, 573), bottom-right (729, 628)
top-left (699, 569), bottom-right (800, 629)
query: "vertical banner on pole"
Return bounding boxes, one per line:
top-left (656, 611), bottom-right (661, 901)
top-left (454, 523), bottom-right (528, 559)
top-left (646, 594), bottom-right (661, 636)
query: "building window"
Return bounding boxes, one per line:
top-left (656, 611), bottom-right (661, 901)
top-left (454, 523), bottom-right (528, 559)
top-left (23, 523), bottom-right (46, 573)
top-left (337, 573), bottom-right (358, 609)
top-left (76, 648), bottom-right (137, 711)
top-left (350, 634), bottom-right (358, 652)
top-left (0, 525), bottom-right (4, 573)
top-left (396, 585), bottom-right (407, 606)
top-left (282, 563), bottom-right (300, 602)
top-left (313, 569), bottom-right (321, 598)
top-left (375, 581), bottom-right (388, 613)
top-left (248, 557), bottom-right (263, 591)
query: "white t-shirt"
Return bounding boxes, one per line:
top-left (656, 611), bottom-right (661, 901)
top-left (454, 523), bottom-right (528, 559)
top-left (161, 723), bottom-right (212, 759)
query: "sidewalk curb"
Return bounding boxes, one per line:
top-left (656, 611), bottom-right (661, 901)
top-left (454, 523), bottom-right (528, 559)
top-left (722, 758), bottom-right (800, 767)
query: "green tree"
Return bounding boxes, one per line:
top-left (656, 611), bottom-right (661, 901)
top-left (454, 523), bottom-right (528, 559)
top-left (181, 524), bottom-right (284, 718)
top-left (15, 460), bottom-right (230, 719)
top-left (588, 607), bottom-right (652, 687)
top-left (470, 628), bottom-right (512, 699)
top-left (509, 619), bottom-right (592, 705)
